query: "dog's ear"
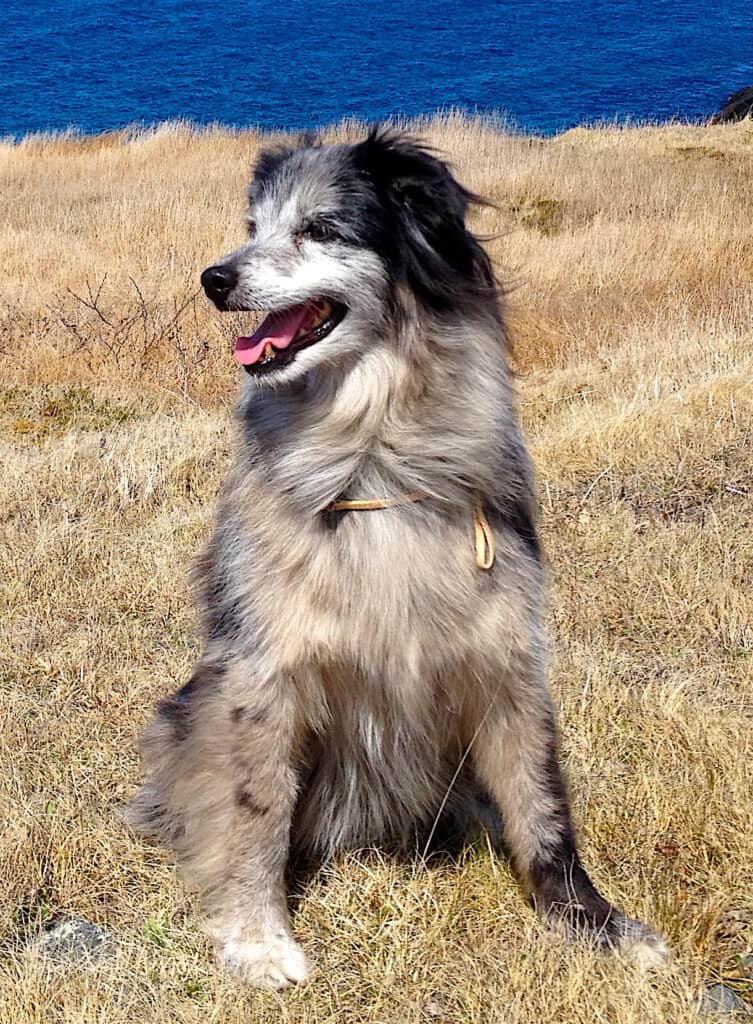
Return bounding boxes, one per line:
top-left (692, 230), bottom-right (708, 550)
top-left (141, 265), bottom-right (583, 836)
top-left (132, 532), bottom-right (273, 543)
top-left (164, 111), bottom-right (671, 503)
top-left (353, 127), bottom-right (494, 309)
top-left (249, 143), bottom-right (296, 201)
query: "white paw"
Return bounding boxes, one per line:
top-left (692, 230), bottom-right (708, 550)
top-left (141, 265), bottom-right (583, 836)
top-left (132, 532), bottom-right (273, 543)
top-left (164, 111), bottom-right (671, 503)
top-left (617, 920), bottom-right (670, 970)
top-left (217, 932), bottom-right (311, 990)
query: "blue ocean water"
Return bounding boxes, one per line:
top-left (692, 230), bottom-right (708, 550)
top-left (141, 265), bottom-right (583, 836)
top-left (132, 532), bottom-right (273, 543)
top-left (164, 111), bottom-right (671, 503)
top-left (1, 1), bottom-right (751, 138)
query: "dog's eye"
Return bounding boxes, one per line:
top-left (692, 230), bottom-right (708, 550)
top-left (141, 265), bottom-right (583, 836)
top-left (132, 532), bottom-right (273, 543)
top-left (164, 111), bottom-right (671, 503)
top-left (246, 219), bottom-right (257, 239)
top-left (300, 220), bottom-right (337, 243)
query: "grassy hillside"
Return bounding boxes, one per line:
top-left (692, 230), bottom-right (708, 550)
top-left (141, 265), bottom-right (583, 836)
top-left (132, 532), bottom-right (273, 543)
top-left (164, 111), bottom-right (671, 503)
top-left (1, 115), bottom-right (752, 1023)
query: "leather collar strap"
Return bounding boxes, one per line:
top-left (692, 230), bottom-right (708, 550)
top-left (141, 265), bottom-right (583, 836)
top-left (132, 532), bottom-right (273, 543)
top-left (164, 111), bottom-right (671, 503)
top-left (473, 497), bottom-right (496, 570)
top-left (330, 492), bottom-right (427, 512)
top-left (328, 492), bottom-right (496, 570)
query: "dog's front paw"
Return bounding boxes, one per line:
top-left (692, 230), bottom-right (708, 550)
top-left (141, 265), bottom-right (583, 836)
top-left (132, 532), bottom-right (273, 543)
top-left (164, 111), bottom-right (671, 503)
top-left (217, 932), bottom-right (311, 990)
top-left (613, 916), bottom-right (670, 969)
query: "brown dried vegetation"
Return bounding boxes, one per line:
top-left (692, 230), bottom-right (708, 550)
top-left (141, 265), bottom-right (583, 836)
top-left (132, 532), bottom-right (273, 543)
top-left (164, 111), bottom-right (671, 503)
top-left (1, 115), bottom-right (751, 1022)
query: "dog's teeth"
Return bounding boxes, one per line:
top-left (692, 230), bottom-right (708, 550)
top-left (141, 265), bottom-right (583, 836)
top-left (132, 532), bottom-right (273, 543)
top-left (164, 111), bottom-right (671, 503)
top-left (311, 303), bottom-right (331, 329)
top-left (264, 343), bottom-right (275, 360)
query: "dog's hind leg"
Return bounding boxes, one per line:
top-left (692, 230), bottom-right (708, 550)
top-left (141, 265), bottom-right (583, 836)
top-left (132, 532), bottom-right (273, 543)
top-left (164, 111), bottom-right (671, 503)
top-left (127, 656), bottom-right (310, 990)
top-left (470, 669), bottom-right (668, 967)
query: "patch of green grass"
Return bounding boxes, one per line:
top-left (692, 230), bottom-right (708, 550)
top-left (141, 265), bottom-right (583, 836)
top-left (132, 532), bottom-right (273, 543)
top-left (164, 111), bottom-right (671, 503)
top-left (511, 196), bottom-right (564, 235)
top-left (142, 917), bottom-right (173, 950)
top-left (0, 384), bottom-right (138, 442)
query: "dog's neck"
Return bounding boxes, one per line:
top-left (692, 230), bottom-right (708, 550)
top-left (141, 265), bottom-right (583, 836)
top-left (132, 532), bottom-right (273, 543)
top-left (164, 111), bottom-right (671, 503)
top-left (237, 307), bottom-right (519, 515)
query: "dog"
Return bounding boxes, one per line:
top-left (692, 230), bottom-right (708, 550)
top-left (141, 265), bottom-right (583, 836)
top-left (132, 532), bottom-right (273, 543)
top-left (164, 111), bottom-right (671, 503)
top-left (126, 128), bottom-right (668, 989)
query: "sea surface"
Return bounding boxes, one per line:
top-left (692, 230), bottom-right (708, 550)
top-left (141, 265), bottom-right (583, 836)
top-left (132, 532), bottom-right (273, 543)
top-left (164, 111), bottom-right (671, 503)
top-left (1, 1), bottom-right (751, 138)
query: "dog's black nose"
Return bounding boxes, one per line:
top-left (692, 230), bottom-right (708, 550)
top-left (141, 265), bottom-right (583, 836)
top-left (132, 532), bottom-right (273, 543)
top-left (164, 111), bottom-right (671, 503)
top-left (201, 264), bottom-right (238, 303)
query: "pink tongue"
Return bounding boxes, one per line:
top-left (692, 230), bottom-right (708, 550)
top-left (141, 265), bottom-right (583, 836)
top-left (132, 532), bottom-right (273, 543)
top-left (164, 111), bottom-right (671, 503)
top-left (235, 304), bottom-right (315, 366)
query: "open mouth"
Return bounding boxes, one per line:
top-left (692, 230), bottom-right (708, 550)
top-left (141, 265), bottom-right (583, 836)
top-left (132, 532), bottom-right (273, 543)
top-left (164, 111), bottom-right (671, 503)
top-left (235, 299), bottom-right (347, 375)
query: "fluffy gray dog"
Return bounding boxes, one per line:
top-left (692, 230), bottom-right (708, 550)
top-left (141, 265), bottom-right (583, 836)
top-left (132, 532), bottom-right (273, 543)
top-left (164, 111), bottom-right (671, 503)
top-left (127, 128), bottom-right (667, 988)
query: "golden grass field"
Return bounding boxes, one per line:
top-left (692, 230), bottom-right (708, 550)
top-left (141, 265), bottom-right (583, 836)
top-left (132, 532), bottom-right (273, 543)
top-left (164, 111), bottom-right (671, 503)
top-left (1, 114), bottom-right (752, 1022)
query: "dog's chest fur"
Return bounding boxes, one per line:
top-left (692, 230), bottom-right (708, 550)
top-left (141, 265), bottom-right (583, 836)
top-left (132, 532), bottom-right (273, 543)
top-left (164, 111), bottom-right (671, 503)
top-left (229, 486), bottom-right (484, 674)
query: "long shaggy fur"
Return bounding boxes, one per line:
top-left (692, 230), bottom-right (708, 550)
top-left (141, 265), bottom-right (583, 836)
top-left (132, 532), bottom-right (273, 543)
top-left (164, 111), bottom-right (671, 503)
top-left (127, 128), bottom-right (667, 988)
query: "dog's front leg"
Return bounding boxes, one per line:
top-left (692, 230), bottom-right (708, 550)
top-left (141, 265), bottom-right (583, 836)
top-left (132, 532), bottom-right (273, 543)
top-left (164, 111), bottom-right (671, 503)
top-left (198, 657), bottom-right (309, 990)
top-left (470, 674), bottom-right (668, 967)
top-left (132, 654), bottom-right (310, 990)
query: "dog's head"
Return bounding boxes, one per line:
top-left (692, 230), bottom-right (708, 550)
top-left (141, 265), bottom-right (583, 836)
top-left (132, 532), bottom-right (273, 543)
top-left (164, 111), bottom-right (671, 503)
top-left (201, 128), bottom-right (495, 385)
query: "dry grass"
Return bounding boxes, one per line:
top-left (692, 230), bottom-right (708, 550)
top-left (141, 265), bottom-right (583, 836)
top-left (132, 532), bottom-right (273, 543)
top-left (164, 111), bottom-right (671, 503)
top-left (1, 114), bottom-right (752, 1023)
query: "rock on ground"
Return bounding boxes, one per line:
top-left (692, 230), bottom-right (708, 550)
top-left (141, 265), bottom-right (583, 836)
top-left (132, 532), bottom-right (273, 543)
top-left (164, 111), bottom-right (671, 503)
top-left (33, 918), bottom-right (110, 963)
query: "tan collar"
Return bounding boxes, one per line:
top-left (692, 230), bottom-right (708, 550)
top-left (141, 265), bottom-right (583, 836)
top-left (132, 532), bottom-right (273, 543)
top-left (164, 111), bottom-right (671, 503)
top-left (330, 491), bottom-right (427, 512)
top-left (328, 491), bottom-right (495, 570)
